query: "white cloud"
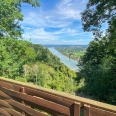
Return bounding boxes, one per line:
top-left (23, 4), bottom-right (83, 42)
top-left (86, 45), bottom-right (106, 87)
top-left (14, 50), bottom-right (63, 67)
top-left (22, 27), bottom-right (93, 44)
top-left (23, 28), bottom-right (58, 41)
top-left (22, 0), bottom-right (88, 28)
top-left (21, 0), bottom-right (93, 45)
top-left (52, 27), bottom-right (79, 36)
top-left (56, 0), bottom-right (88, 20)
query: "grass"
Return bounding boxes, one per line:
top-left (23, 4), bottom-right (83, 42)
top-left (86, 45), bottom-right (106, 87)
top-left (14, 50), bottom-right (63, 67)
top-left (75, 51), bottom-right (85, 57)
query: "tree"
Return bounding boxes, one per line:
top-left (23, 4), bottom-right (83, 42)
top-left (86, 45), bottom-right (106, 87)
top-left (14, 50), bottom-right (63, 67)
top-left (32, 64), bottom-right (39, 85)
top-left (78, 0), bottom-right (116, 105)
top-left (0, 0), bottom-right (77, 95)
top-left (81, 0), bottom-right (116, 38)
top-left (0, 0), bottom-right (40, 39)
top-left (23, 64), bottom-right (30, 78)
top-left (0, 38), bottom-right (37, 78)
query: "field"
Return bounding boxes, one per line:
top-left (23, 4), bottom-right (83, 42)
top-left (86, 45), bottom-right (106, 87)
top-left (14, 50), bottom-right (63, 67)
top-left (50, 45), bottom-right (88, 61)
top-left (75, 51), bottom-right (85, 56)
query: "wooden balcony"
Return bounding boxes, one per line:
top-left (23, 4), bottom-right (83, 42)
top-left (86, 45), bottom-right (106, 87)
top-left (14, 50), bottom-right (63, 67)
top-left (0, 77), bottom-right (116, 116)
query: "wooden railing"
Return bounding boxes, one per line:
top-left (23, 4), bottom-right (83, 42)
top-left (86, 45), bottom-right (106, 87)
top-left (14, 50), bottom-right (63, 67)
top-left (0, 77), bottom-right (116, 116)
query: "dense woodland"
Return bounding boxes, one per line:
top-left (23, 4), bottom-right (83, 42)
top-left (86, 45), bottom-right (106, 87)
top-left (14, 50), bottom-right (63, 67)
top-left (77, 0), bottom-right (116, 105)
top-left (0, 0), bottom-right (116, 105)
top-left (0, 0), bottom-right (77, 94)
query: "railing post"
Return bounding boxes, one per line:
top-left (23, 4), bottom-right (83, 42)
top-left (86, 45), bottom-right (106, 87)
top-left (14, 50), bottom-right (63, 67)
top-left (21, 87), bottom-right (25, 116)
top-left (74, 102), bottom-right (81, 116)
top-left (84, 104), bottom-right (90, 116)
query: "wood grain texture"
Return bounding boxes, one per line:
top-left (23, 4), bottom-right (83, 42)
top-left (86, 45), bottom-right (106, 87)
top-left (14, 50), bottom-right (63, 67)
top-left (0, 77), bottom-right (116, 116)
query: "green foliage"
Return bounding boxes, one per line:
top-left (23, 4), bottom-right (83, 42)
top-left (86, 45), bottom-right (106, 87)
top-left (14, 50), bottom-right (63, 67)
top-left (0, 0), bottom-right (77, 94)
top-left (0, 0), bottom-right (40, 39)
top-left (15, 77), bottom-right (27, 83)
top-left (81, 0), bottom-right (116, 38)
top-left (79, 0), bottom-right (116, 105)
top-left (0, 38), bottom-right (77, 93)
top-left (0, 38), bottom-right (36, 78)
top-left (0, 0), bottom-right (22, 38)
top-left (78, 38), bottom-right (116, 104)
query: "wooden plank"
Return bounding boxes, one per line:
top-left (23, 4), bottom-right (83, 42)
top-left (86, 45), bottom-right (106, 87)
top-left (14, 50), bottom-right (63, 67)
top-left (25, 88), bottom-right (74, 107)
top-left (0, 90), bottom-right (11, 99)
top-left (0, 99), bottom-right (13, 109)
top-left (1, 107), bottom-right (22, 116)
top-left (0, 87), bottom-right (70, 115)
top-left (0, 100), bottom-right (47, 116)
top-left (0, 95), bottom-right (55, 116)
top-left (74, 102), bottom-right (81, 116)
top-left (0, 81), bottom-right (73, 107)
top-left (0, 99), bottom-right (23, 116)
top-left (20, 87), bottom-right (25, 116)
top-left (90, 107), bottom-right (116, 116)
top-left (90, 107), bottom-right (105, 116)
top-left (0, 81), bottom-right (21, 92)
top-left (105, 111), bottom-right (116, 116)
top-left (0, 78), bottom-right (116, 115)
top-left (0, 81), bottom-right (73, 115)
top-left (24, 101), bottom-right (64, 116)
top-left (0, 91), bottom-right (48, 116)
top-left (4, 99), bottom-right (48, 116)
top-left (84, 104), bottom-right (90, 116)
top-left (0, 108), bottom-right (11, 116)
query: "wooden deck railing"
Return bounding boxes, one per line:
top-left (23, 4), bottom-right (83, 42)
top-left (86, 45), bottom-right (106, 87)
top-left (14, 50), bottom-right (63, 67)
top-left (0, 77), bottom-right (116, 116)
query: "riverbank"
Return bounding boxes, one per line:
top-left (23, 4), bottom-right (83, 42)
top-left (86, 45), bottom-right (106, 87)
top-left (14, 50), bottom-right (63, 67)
top-left (48, 47), bottom-right (78, 71)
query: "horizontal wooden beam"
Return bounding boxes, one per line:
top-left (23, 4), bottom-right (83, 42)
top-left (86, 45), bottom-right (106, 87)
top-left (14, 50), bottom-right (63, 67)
top-left (0, 91), bottom-right (49, 116)
top-left (0, 99), bottom-right (13, 109)
top-left (1, 107), bottom-right (22, 116)
top-left (0, 81), bottom-right (74, 107)
top-left (0, 98), bottom-right (49, 116)
top-left (0, 87), bottom-right (70, 116)
top-left (90, 107), bottom-right (116, 116)
top-left (0, 108), bottom-right (11, 116)
top-left (0, 77), bottom-right (116, 115)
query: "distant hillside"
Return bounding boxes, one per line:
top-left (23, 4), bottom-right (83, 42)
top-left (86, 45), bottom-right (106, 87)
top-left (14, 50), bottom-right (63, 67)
top-left (44, 45), bottom-right (88, 48)
top-left (0, 38), bottom-right (77, 94)
top-left (49, 45), bottom-right (88, 61)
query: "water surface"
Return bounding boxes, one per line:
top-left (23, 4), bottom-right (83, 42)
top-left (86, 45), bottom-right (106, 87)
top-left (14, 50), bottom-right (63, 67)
top-left (48, 47), bottom-right (78, 71)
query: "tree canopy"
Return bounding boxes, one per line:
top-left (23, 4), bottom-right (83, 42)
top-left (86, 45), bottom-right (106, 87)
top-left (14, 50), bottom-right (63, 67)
top-left (0, 0), bottom-right (40, 39)
top-left (0, 38), bottom-right (77, 93)
top-left (0, 0), bottom-right (78, 95)
top-left (78, 0), bottom-right (116, 105)
top-left (81, 0), bottom-right (116, 38)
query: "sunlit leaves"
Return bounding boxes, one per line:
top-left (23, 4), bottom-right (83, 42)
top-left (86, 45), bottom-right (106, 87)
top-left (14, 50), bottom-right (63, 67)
top-left (81, 0), bottom-right (116, 38)
top-left (0, 0), bottom-right (40, 38)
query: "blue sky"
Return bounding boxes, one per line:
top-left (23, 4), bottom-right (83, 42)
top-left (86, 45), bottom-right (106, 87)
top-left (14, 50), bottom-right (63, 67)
top-left (21, 0), bottom-right (94, 45)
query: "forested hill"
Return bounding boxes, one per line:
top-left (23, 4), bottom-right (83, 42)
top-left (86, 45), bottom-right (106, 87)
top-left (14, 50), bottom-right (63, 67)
top-left (0, 38), bottom-right (77, 94)
top-left (1, 0), bottom-right (116, 105)
top-left (0, 0), bottom-right (77, 94)
top-left (77, 0), bottom-right (116, 105)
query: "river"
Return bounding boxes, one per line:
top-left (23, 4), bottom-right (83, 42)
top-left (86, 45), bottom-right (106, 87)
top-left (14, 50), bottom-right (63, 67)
top-left (48, 47), bottom-right (78, 71)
